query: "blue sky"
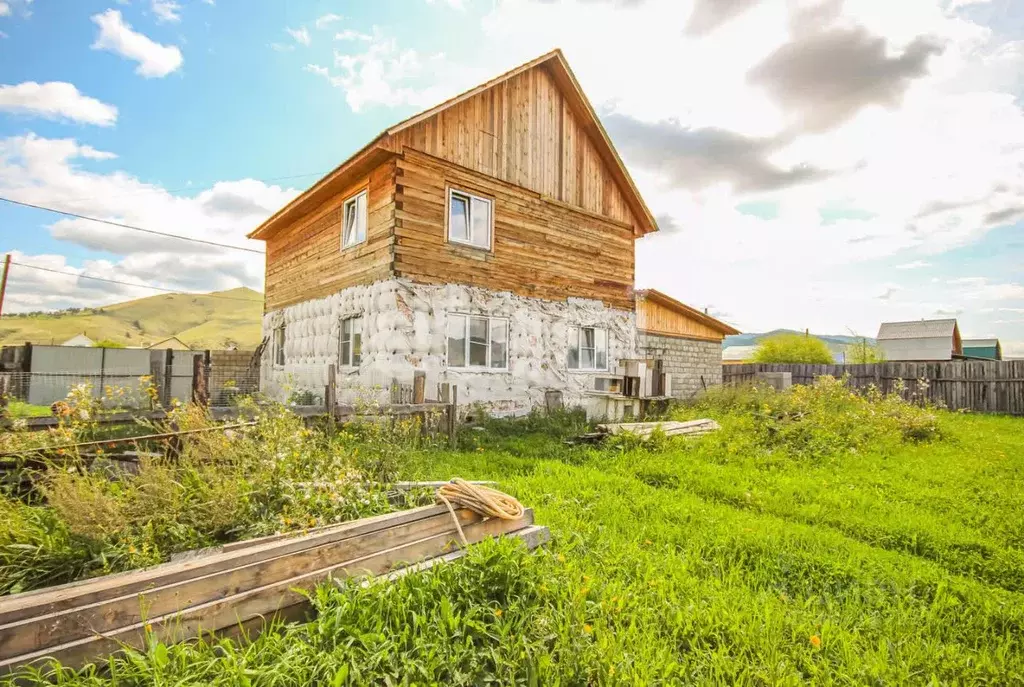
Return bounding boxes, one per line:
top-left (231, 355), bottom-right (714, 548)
top-left (1, 0), bottom-right (1022, 355)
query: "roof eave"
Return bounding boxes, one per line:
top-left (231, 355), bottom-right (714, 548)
top-left (637, 289), bottom-right (740, 336)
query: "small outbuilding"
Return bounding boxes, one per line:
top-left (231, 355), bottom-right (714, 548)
top-left (61, 333), bottom-right (94, 347)
top-left (876, 318), bottom-right (962, 361)
top-left (962, 338), bottom-right (1002, 360)
top-left (635, 289), bottom-right (739, 398)
top-left (147, 336), bottom-right (192, 351)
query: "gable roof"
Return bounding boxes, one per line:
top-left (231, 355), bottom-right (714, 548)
top-left (963, 338), bottom-right (999, 347)
top-left (249, 49), bottom-right (657, 240)
top-left (876, 319), bottom-right (958, 340)
top-left (636, 289), bottom-right (740, 336)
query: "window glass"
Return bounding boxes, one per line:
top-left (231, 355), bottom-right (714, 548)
top-left (351, 317), bottom-right (362, 366)
top-left (449, 194), bottom-right (469, 242)
top-left (595, 328), bottom-right (608, 370)
top-left (490, 319), bottom-right (508, 368)
top-left (470, 196), bottom-right (491, 247)
top-left (340, 318), bottom-right (351, 366)
top-left (342, 191), bottom-right (367, 248)
top-left (274, 326), bottom-right (285, 366)
top-left (447, 314), bottom-right (466, 368)
top-left (469, 316), bottom-right (488, 367)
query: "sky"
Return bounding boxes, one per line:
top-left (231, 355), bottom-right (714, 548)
top-left (0, 0), bottom-right (1022, 355)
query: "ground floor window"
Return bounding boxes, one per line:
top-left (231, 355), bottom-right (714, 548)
top-left (568, 326), bottom-right (608, 371)
top-left (340, 316), bottom-right (362, 366)
top-left (274, 325), bottom-right (286, 367)
top-left (447, 314), bottom-right (508, 369)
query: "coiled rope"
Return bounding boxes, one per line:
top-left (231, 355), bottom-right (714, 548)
top-left (435, 478), bottom-right (525, 546)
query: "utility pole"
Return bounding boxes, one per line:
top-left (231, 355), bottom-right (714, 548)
top-left (0, 254), bottom-right (10, 318)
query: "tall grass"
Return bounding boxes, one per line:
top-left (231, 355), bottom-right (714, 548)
top-left (4, 379), bottom-right (1024, 684)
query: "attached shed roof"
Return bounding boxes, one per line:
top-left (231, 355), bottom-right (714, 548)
top-left (635, 289), bottom-right (740, 338)
top-left (963, 338), bottom-right (999, 347)
top-left (249, 49), bottom-right (657, 241)
top-left (876, 319), bottom-right (958, 340)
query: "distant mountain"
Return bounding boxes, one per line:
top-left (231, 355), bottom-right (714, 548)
top-left (723, 329), bottom-right (876, 349)
top-left (0, 288), bottom-right (264, 350)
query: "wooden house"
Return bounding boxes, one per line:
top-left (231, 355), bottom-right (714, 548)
top-left (876, 319), bottom-right (962, 361)
top-left (635, 290), bottom-right (739, 398)
top-left (248, 50), bottom-right (660, 412)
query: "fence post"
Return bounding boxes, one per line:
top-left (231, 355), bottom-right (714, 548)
top-left (325, 363), bottom-right (337, 425)
top-left (192, 354), bottom-right (209, 407)
top-left (162, 349), bottom-right (174, 407)
top-left (98, 347), bottom-right (107, 400)
top-left (412, 370), bottom-right (426, 404)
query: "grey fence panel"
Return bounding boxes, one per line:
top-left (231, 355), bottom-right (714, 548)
top-left (721, 361), bottom-right (1024, 415)
top-left (170, 352), bottom-right (204, 404)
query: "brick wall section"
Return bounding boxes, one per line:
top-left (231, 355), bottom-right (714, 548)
top-left (636, 331), bottom-right (722, 400)
top-left (209, 350), bottom-right (260, 405)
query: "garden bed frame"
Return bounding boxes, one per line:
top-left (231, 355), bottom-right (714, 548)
top-left (0, 503), bottom-right (548, 675)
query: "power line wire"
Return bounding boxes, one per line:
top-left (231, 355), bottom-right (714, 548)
top-left (0, 197), bottom-right (266, 254)
top-left (10, 261), bottom-right (264, 303)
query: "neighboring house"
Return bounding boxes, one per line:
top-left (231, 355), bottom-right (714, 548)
top-left (61, 333), bottom-right (94, 347)
top-left (962, 338), bottom-right (1002, 360)
top-left (248, 50), bottom-right (660, 413)
top-left (876, 319), bottom-right (962, 361)
top-left (635, 290), bottom-right (739, 398)
top-left (147, 336), bottom-right (192, 351)
top-left (722, 345), bottom-right (758, 364)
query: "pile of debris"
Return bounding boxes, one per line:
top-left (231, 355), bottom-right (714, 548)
top-left (574, 418), bottom-right (720, 443)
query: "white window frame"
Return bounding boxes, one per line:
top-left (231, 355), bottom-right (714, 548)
top-left (339, 316), bottom-right (363, 368)
top-left (273, 325), bottom-right (286, 368)
top-left (446, 314), bottom-right (509, 371)
top-left (446, 187), bottom-right (493, 251)
top-left (341, 189), bottom-right (368, 249)
top-left (568, 326), bottom-right (608, 372)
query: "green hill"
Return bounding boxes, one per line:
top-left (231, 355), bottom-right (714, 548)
top-left (0, 287), bottom-right (264, 350)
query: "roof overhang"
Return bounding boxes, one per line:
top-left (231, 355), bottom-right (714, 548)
top-left (636, 289), bottom-right (740, 336)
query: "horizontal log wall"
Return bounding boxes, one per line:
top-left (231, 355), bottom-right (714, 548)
top-left (263, 159), bottom-right (397, 311)
top-left (721, 361), bottom-right (1024, 415)
top-left (394, 148), bottom-right (636, 310)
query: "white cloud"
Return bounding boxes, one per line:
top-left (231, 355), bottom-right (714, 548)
top-left (315, 13), bottom-right (343, 30)
top-left (286, 26), bottom-right (310, 46)
top-left (0, 2), bottom-right (9, 17)
top-left (426, 0), bottom-right (465, 8)
top-left (0, 133), bottom-right (299, 312)
top-left (895, 260), bottom-right (931, 269)
top-left (151, 0), bottom-right (181, 23)
top-left (0, 82), bottom-right (118, 126)
top-left (90, 9), bottom-right (183, 78)
top-left (335, 29), bottom-right (373, 42)
top-left (311, 32), bottom-right (484, 112)
top-left (270, 42), bottom-right (295, 53)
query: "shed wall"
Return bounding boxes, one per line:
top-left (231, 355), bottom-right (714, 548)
top-left (636, 331), bottom-right (722, 399)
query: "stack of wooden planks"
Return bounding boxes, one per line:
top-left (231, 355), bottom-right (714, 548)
top-left (0, 504), bottom-right (547, 675)
top-left (597, 419), bottom-right (720, 438)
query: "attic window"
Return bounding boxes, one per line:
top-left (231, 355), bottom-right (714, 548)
top-left (342, 190), bottom-right (367, 249)
top-left (447, 188), bottom-right (492, 250)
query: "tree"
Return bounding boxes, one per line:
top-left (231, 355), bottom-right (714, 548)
top-left (92, 339), bottom-right (126, 349)
top-left (846, 338), bottom-right (885, 364)
top-left (752, 333), bottom-right (834, 364)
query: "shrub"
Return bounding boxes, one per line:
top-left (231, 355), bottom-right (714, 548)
top-left (752, 333), bottom-right (834, 364)
top-left (846, 338), bottom-right (885, 363)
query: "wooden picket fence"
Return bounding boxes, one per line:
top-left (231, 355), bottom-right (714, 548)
top-left (721, 361), bottom-right (1024, 416)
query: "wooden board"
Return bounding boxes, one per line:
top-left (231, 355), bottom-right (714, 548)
top-left (0, 508), bottom-right (536, 673)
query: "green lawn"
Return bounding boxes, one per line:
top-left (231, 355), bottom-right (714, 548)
top-left (5, 385), bottom-right (1024, 685)
top-left (5, 401), bottom-right (51, 418)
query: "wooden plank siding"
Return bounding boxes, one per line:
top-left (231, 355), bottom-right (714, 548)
top-left (636, 297), bottom-right (727, 342)
top-left (394, 148), bottom-right (636, 310)
top-left (721, 361), bottom-right (1024, 416)
top-left (263, 158), bottom-right (397, 311)
top-left (389, 64), bottom-right (638, 229)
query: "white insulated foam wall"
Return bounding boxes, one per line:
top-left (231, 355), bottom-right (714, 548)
top-left (261, 278), bottom-right (637, 414)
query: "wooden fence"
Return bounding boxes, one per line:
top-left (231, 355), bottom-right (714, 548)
top-left (721, 361), bottom-right (1024, 416)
